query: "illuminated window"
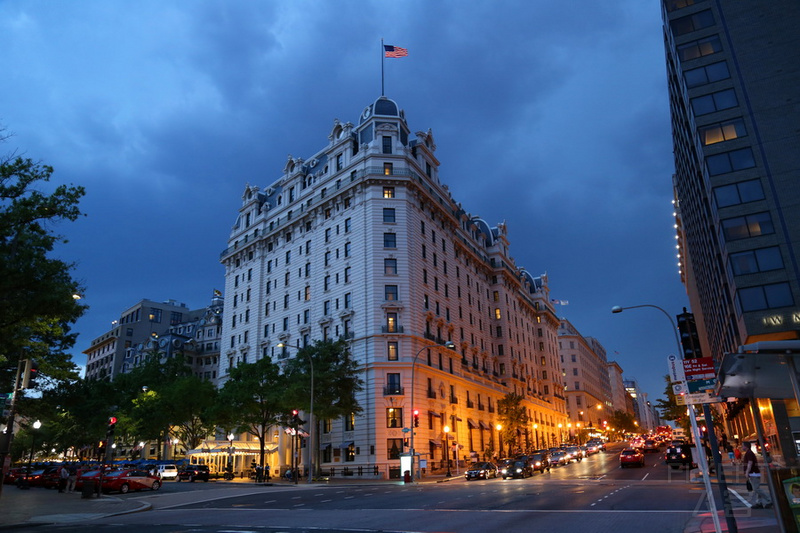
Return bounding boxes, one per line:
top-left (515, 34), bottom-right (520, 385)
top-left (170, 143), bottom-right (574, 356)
top-left (699, 118), bottom-right (746, 145)
top-left (383, 162), bottom-right (393, 176)
top-left (383, 187), bottom-right (395, 198)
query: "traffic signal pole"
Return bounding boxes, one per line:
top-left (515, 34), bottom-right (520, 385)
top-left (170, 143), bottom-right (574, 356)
top-left (0, 360), bottom-right (26, 500)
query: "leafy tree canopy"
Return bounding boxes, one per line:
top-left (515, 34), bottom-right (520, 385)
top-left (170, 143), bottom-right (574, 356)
top-left (0, 141), bottom-right (86, 391)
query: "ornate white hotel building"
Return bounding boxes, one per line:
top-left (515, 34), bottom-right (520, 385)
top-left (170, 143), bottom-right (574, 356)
top-left (219, 96), bottom-right (568, 478)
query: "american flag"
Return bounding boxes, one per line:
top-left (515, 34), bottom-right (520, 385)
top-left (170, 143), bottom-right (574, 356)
top-left (384, 45), bottom-right (408, 58)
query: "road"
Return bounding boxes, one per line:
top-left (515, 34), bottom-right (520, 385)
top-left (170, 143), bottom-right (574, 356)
top-left (11, 444), bottom-right (729, 533)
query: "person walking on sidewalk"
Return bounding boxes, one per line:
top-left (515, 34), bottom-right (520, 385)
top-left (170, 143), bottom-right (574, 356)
top-left (742, 443), bottom-right (772, 508)
top-left (66, 464), bottom-right (78, 492)
top-left (57, 464), bottom-right (69, 493)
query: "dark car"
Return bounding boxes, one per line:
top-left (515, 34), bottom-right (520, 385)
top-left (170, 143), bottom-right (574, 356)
top-left (177, 464), bottom-right (210, 482)
top-left (465, 462), bottom-right (499, 480)
top-left (529, 452), bottom-right (551, 473)
top-left (665, 445), bottom-right (695, 470)
top-left (502, 460), bottom-right (533, 479)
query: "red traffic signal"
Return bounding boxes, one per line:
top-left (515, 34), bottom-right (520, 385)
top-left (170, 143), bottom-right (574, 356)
top-left (109, 416), bottom-right (118, 425)
top-left (413, 409), bottom-right (420, 428)
top-left (21, 359), bottom-right (39, 389)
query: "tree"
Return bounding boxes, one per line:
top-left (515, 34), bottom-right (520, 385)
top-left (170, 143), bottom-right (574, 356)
top-left (0, 149), bottom-right (87, 391)
top-left (282, 338), bottom-right (364, 476)
top-left (218, 356), bottom-right (289, 469)
top-left (164, 376), bottom-right (218, 451)
top-left (497, 393), bottom-right (529, 455)
top-left (655, 374), bottom-right (691, 437)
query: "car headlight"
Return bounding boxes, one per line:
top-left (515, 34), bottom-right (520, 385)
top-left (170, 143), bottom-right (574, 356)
top-left (534, 462), bottom-right (541, 466)
top-left (515, 468), bottom-right (522, 473)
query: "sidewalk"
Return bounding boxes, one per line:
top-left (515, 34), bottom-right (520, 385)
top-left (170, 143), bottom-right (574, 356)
top-left (0, 486), bottom-right (150, 528)
top-left (682, 461), bottom-right (780, 533)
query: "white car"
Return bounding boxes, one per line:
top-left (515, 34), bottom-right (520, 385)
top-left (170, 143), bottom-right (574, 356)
top-left (157, 465), bottom-right (178, 480)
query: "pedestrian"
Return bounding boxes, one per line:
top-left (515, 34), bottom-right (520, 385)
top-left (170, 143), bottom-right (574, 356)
top-left (742, 443), bottom-right (772, 508)
top-left (726, 443), bottom-right (735, 465)
top-left (66, 464), bottom-right (78, 492)
top-left (57, 464), bottom-right (69, 493)
top-left (733, 444), bottom-right (742, 465)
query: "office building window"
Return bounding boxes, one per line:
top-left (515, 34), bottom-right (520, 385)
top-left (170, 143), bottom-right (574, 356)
top-left (666, 0), bottom-right (699, 13)
top-left (344, 413), bottom-right (355, 432)
top-left (691, 89), bottom-right (738, 116)
top-left (684, 61), bottom-right (730, 88)
top-left (388, 341), bottom-right (398, 361)
top-left (706, 148), bottom-right (756, 176)
top-left (383, 208), bottom-right (396, 223)
top-left (385, 285), bottom-right (399, 301)
top-left (729, 247), bottom-right (784, 275)
top-left (383, 187), bottom-right (395, 198)
top-left (678, 34), bottom-right (722, 62)
top-left (386, 406), bottom-right (402, 428)
top-left (699, 118), bottom-right (746, 145)
top-left (387, 439), bottom-right (403, 460)
top-left (670, 10), bottom-right (714, 36)
top-left (386, 312), bottom-right (397, 332)
top-left (382, 136), bottom-right (392, 154)
top-left (384, 258), bottom-right (398, 275)
top-left (383, 162), bottom-right (393, 175)
top-left (721, 212), bottom-right (774, 242)
top-left (738, 282), bottom-right (794, 312)
top-left (714, 179), bottom-right (765, 208)
top-left (384, 233), bottom-right (397, 248)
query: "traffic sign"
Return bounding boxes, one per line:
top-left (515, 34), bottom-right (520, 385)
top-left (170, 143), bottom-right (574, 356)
top-left (684, 390), bottom-right (722, 405)
top-left (667, 354), bottom-right (686, 383)
top-left (687, 378), bottom-right (715, 393)
top-left (672, 382), bottom-right (687, 395)
top-left (683, 357), bottom-right (715, 380)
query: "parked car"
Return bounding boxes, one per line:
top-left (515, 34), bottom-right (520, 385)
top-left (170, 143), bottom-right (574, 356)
top-left (102, 469), bottom-right (161, 494)
top-left (3, 467), bottom-right (29, 485)
top-left (177, 464), bottom-right (210, 482)
top-left (665, 445), bottom-right (695, 470)
top-left (529, 452), bottom-right (551, 473)
top-left (502, 460), bottom-right (533, 479)
top-left (74, 469), bottom-right (103, 490)
top-left (619, 448), bottom-right (646, 468)
top-left (156, 464), bottom-right (178, 480)
top-left (465, 462), bottom-right (499, 480)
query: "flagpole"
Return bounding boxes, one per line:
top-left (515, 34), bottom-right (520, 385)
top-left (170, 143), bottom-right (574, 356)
top-left (381, 39), bottom-right (385, 96)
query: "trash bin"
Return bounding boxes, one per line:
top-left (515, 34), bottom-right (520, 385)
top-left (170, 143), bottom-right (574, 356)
top-left (81, 480), bottom-right (95, 499)
top-left (403, 470), bottom-right (411, 483)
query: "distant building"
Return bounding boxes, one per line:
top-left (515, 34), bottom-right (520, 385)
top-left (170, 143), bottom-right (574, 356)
top-left (557, 319), bottom-right (612, 440)
top-left (661, 0), bottom-right (800, 459)
top-left (606, 361), bottom-right (631, 417)
top-left (219, 96), bottom-right (569, 478)
top-left (84, 298), bottom-right (193, 380)
top-left (624, 379), bottom-right (655, 432)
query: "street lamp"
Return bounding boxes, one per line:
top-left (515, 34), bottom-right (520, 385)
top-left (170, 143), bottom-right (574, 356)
top-left (496, 424), bottom-right (503, 458)
top-left (558, 423), bottom-right (563, 444)
top-left (443, 425), bottom-right (452, 477)
top-left (409, 340), bottom-right (455, 482)
top-left (277, 342), bottom-right (314, 483)
top-left (25, 420), bottom-right (42, 485)
top-left (611, 303), bottom-right (723, 533)
top-left (533, 423), bottom-right (539, 449)
top-left (227, 432), bottom-right (235, 480)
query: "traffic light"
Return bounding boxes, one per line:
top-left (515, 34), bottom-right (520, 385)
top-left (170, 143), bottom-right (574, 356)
top-left (21, 359), bottom-right (39, 389)
top-left (107, 416), bottom-right (118, 437)
top-left (413, 409), bottom-right (420, 428)
top-left (677, 309), bottom-right (703, 359)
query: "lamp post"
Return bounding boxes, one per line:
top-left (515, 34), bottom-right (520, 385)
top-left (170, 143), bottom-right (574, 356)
top-left (277, 342), bottom-right (314, 484)
top-left (611, 304), bottom-right (726, 533)
top-left (24, 420), bottom-right (42, 485)
top-left (443, 425), bottom-right (452, 477)
top-left (227, 432), bottom-right (235, 480)
top-left (558, 423), bottom-right (563, 444)
top-left (496, 424), bottom-right (503, 458)
top-left (533, 423), bottom-right (539, 449)
top-left (409, 340), bottom-right (455, 482)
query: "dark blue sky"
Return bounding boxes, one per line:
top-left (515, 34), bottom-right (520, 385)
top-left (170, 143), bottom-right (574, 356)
top-left (0, 1), bottom-right (688, 403)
